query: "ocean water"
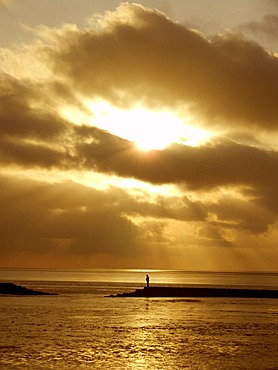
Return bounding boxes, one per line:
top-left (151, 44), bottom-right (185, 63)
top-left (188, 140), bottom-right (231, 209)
top-left (0, 269), bottom-right (278, 369)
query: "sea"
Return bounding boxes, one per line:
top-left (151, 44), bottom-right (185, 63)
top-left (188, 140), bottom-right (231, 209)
top-left (0, 268), bottom-right (278, 370)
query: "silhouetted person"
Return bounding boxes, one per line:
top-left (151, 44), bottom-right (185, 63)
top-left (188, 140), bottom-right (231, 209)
top-left (146, 274), bottom-right (150, 288)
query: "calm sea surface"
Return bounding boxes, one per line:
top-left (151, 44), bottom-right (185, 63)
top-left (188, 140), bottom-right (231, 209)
top-left (0, 269), bottom-right (278, 369)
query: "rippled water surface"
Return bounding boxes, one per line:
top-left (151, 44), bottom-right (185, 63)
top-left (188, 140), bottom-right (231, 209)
top-left (1, 269), bottom-right (278, 369)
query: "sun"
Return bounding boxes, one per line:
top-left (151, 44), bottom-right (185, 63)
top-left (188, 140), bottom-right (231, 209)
top-left (89, 101), bottom-right (186, 150)
top-left (64, 100), bottom-right (211, 150)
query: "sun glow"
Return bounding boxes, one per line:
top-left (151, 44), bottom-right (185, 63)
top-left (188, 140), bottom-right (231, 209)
top-left (89, 101), bottom-right (186, 150)
top-left (64, 100), bottom-right (211, 150)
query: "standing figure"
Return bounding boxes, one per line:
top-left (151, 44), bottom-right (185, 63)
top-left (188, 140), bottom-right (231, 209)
top-left (146, 274), bottom-right (150, 288)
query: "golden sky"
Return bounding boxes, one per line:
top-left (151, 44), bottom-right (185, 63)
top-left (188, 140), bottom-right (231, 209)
top-left (1, 0), bottom-right (278, 271)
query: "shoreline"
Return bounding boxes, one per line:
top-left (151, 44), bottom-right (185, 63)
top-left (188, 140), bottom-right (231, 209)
top-left (109, 286), bottom-right (278, 298)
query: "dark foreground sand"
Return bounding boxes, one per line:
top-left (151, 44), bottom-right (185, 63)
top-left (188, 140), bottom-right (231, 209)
top-left (0, 283), bottom-right (54, 296)
top-left (109, 286), bottom-right (278, 298)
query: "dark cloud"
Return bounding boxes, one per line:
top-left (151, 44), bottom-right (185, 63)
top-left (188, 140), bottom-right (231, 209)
top-left (0, 76), bottom-right (67, 140)
top-left (44, 3), bottom-right (278, 130)
top-left (1, 170), bottom-right (273, 265)
top-left (0, 177), bottom-right (142, 261)
top-left (125, 196), bottom-right (206, 222)
top-left (76, 132), bottom-right (278, 191)
top-left (0, 175), bottom-right (207, 263)
top-left (0, 75), bottom-right (69, 168)
top-left (207, 196), bottom-right (275, 234)
top-left (0, 75), bottom-right (88, 144)
top-left (197, 224), bottom-right (233, 247)
top-left (0, 139), bottom-right (68, 168)
top-left (0, 76), bottom-right (83, 169)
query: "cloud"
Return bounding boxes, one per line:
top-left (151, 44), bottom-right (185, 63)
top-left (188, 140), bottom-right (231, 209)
top-left (1, 3), bottom-right (278, 269)
top-left (240, 13), bottom-right (278, 40)
top-left (0, 75), bottom-right (75, 169)
top-left (0, 175), bottom-right (209, 264)
top-left (76, 132), bottom-right (278, 191)
top-left (0, 176), bottom-right (146, 261)
top-left (2, 3), bottom-right (278, 175)
top-left (76, 133), bottom-right (278, 232)
top-left (0, 76), bottom-right (66, 140)
top-left (0, 0), bottom-right (11, 9)
top-left (207, 195), bottom-right (275, 234)
top-left (42, 3), bottom-right (278, 130)
top-left (1, 172), bottom-right (276, 270)
top-left (0, 69), bottom-right (277, 237)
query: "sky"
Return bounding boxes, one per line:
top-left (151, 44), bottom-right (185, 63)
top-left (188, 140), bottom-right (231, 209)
top-left (0, 0), bottom-right (278, 271)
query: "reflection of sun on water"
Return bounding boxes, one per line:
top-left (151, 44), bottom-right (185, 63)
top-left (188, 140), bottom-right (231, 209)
top-left (65, 100), bottom-right (211, 150)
